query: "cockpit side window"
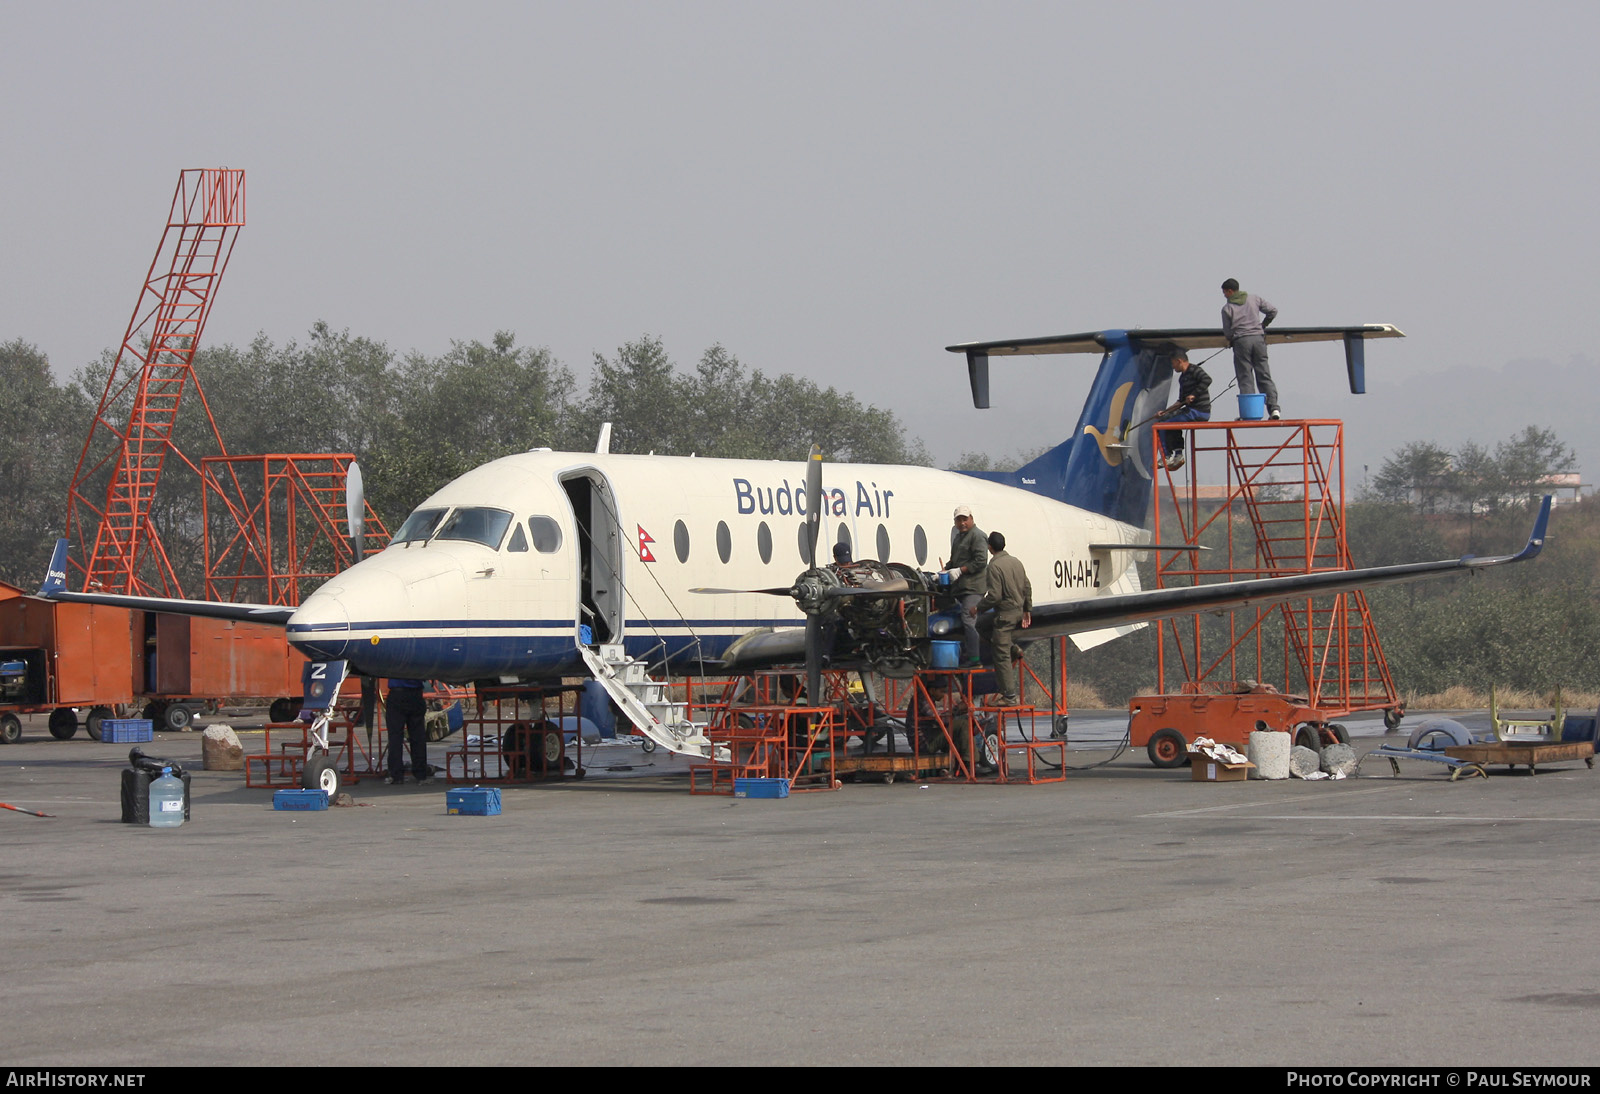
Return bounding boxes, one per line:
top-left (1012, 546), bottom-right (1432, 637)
top-left (393, 507), bottom-right (447, 546)
top-left (528, 516), bottom-right (563, 553)
top-left (435, 507), bottom-right (514, 550)
top-left (507, 523), bottom-right (529, 552)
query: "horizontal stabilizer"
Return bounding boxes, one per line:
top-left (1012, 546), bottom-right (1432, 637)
top-left (946, 325), bottom-right (1404, 358)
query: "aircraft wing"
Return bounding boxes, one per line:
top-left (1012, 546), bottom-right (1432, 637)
top-left (1022, 496), bottom-right (1545, 639)
top-left (945, 325), bottom-right (1405, 357)
top-left (718, 497), bottom-right (1549, 671)
top-left (36, 539), bottom-right (296, 625)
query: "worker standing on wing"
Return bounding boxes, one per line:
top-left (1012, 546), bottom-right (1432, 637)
top-left (1221, 278), bottom-right (1280, 419)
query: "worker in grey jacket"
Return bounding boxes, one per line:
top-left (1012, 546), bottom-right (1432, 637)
top-left (980, 531), bottom-right (1032, 705)
top-left (1221, 278), bottom-right (1280, 419)
top-left (943, 505), bottom-right (988, 667)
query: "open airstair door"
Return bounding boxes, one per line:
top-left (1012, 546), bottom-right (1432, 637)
top-left (561, 469), bottom-right (625, 646)
top-left (577, 644), bottom-right (727, 762)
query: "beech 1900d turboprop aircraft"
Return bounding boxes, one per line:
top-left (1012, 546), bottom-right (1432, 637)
top-left (39, 324), bottom-right (1551, 793)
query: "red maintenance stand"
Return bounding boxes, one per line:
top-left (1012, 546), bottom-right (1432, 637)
top-left (1132, 417), bottom-right (1402, 767)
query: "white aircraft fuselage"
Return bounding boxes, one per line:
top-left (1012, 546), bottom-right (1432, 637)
top-left (286, 450), bottom-right (1143, 682)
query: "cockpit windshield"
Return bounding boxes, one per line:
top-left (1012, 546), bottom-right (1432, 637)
top-left (393, 507), bottom-right (447, 545)
top-left (435, 507), bottom-right (514, 550)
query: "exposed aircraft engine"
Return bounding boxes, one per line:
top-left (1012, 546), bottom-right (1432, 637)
top-left (816, 560), bottom-right (934, 679)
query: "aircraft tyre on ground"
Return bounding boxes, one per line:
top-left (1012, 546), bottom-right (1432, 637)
top-left (269, 697), bottom-right (300, 723)
top-left (1407, 719), bottom-right (1474, 751)
top-left (0, 713), bottom-right (21, 744)
top-left (542, 728), bottom-right (564, 765)
top-left (49, 708), bottom-right (78, 740)
top-left (1147, 728), bottom-right (1189, 768)
top-left (302, 755), bottom-right (339, 797)
top-left (85, 706), bottom-right (112, 741)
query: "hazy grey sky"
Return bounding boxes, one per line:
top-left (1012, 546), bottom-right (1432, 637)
top-left (4, 1), bottom-right (1596, 472)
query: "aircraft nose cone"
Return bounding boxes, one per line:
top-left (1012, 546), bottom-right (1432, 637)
top-left (288, 587), bottom-right (353, 662)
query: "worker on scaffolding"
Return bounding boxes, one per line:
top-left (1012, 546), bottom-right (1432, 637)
top-left (979, 531), bottom-right (1032, 707)
top-left (1158, 347), bottom-right (1211, 472)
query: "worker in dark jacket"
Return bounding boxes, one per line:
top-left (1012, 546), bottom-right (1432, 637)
top-left (385, 679), bottom-right (430, 785)
top-left (1158, 348), bottom-right (1212, 472)
top-left (942, 505), bottom-right (988, 667)
top-left (980, 531), bottom-right (1032, 705)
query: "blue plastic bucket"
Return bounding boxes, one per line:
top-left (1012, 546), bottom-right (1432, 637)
top-left (1237, 392), bottom-right (1267, 420)
top-left (930, 640), bottom-right (961, 669)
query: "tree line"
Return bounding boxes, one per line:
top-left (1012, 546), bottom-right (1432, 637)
top-left (0, 327), bottom-right (929, 590)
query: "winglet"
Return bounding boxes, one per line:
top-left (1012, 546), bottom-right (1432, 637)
top-left (38, 539), bottom-right (69, 596)
top-left (1508, 495), bottom-right (1553, 562)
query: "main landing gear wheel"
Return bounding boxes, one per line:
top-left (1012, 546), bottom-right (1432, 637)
top-left (85, 706), bottom-right (112, 741)
top-left (0, 713), bottom-right (21, 744)
top-left (301, 755), bottom-right (340, 797)
top-left (49, 709), bottom-right (78, 740)
top-left (1147, 728), bottom-right (1189, 769)
top-left (543, 729), bottom-right (565, 766)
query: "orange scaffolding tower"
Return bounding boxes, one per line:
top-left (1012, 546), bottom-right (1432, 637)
top-left (201, 454), bottom-right (391, 606)
top-left (64, 168), bottom-right (246, 596)
top-left (1150, 417), bottom-right (1401, 725)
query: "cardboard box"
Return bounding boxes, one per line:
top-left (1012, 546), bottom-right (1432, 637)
top-left (1191, 756), bottom-right (1254, 783)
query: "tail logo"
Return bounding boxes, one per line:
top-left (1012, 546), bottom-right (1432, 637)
top-left (1081, 381), bottom-right (1134, 466)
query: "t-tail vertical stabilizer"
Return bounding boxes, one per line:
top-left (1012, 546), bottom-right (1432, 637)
top-left (946, 323), bottom-right (1405, 528)
top-left (948, 330), bottom-right (1175, 527)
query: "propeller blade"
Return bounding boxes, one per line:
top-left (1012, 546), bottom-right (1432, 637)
top-left (825, 584), bottom-right (934, 599)
top-left (689, 587), bottom-right (797, 596)
top-left (345, 461), bottom-right (366, 561)
top-left (805, 613), bottom-right (822, 711)
top-left (805, 444), bottom-right (823, 570)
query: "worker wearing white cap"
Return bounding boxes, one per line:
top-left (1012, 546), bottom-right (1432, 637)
top-left (943, 505), bottom-right (988, 666)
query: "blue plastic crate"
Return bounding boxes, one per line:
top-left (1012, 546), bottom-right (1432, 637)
top-left (446, 787), bottom-right (501, 816)
top-left (734, 777), bottom-right (789, 799)
top-left (101, 719), bottom-right (153, 743)
top-left (273, 788), bottom-right (328, 811)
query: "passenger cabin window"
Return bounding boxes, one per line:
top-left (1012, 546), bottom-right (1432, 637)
top-left (507, 524), bottom-right (529, 552)
top-left (528, 516), bottom-right (562, 553)
top-left (394, 507), bottom-right (447, 546)
top-left (435, 507), bottom-right (513, 550)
